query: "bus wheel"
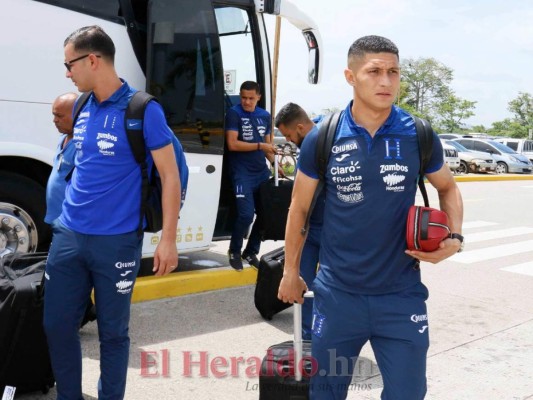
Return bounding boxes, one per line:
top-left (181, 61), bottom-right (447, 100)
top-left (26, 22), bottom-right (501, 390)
top-left (0, 172), bottom-right (50, 256)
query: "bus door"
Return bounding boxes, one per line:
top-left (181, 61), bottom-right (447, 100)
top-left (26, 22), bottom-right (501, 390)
top-left (145, 0), bottom-right (225, 253)
top-left (212, 5), bottom-right (268, 239)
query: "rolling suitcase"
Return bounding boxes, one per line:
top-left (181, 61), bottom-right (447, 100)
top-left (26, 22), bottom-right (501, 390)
top-left (259, 292), bottom-right (313, 399)
top-left (0, 252), bottom-right (55, 396)
top-left (257, 155), bottom-right (294, 241)
top-left (254, 247), bottom-right (292, 320)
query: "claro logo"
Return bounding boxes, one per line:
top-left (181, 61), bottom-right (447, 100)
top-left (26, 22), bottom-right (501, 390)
top-left (115, 261), bottom-right (136, 269)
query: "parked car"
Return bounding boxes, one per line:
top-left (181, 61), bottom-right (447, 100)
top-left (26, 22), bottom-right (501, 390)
top-left (453, 138), bottom-right (533, 174)
top-left (461, 132), bottom-right (494, 139)
top-left (439, 133), bottom-right (464, 140)
top-left (441, 141), bottom-right (460, 172)
top-left (444, 140), bottom-right (496, 174)
top-left (493, 138), bottom-right (533, 163)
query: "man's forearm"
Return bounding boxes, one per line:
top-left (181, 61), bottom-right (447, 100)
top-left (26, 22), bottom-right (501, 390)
top-left (439, 185), bottom-right (463, 234)
top-left (160, 176), bottom-right (180, 242)
top-left (226, 133), bottom-right (262, 152)
top-left (283, 206), bottom-right (309, 276)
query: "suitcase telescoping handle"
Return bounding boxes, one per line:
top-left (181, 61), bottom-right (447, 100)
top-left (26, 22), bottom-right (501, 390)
top-left (294, 291), bottom-right (314, 382)
top-left (274, 149), bottom-right (279, 187)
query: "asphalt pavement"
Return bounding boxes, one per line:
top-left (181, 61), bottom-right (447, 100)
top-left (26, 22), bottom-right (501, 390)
top-left (14, 174), bottom-right (533, 400)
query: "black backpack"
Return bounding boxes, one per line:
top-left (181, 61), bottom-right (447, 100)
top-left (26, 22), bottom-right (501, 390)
top-left (302, 111), bottom-right (434, 234)
top-left (72, 91), bottom-right (189, 234)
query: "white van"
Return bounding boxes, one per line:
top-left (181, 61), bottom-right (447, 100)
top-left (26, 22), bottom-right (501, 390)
top-left (441, 142), bottom-right (460, 172)
top-left (493, 138), bottom-right (533, 163)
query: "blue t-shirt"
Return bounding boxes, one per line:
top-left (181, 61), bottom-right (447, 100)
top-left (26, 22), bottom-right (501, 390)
top-left (298, 102), bottom-right (444, 295)
top-left (45, 135), bottom-right (76, 224)
top-left (225, 104), bottom-right (271, 182)
top-left (60, 80), bottom-right (174, 234)
top-left (297, 125), bottom-right (324, 228)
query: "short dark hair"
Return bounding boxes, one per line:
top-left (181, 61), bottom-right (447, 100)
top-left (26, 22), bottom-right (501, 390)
top-left (275, 102), bottom-right (310, 128)
top-left (240, 81), bottom-right (261, 94)
top-left (64, 25), bottom-right (115, 63)
top-left (348, 35), bottom-right (399, 62)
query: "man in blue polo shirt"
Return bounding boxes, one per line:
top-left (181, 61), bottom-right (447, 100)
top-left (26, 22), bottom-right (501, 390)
top-left (279, 36), bottom-right (464, 399)
top-left (43, 25), bottom-right (182, 400)
top-left (225, 81), bottom-right (276, 271)
top-left (275, 102), bottom-right (323, 340)
top-left (45, 92), bottom-right (78, 225)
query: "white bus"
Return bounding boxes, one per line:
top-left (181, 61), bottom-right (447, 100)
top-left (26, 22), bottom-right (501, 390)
top-left (0, 0), bottom-right (322, 267)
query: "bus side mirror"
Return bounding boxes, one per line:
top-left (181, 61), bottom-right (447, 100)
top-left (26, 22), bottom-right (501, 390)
top-left (303, 30), bottom-right (321, 84)
top-left (255, 0), bottom-right (281, 14)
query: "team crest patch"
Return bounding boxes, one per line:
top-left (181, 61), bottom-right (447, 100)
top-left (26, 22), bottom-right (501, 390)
top-left (312, 312), bottom-right (326, 338)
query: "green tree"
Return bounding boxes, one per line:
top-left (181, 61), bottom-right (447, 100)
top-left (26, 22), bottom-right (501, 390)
top-left (400, 57), bottom-right (453, 116)
top-left (487, 92), bottom-right (532, 138)
top-left (397, 81), bottom-right (420, 117)
top-left (470, 124), bottom-right (487, 132)
top-left (508, 92), bottom-right (532, 129)
top-left (433, 92), bottom-right (476, 132)
top-left (488, 118), bottom-right (528, 138)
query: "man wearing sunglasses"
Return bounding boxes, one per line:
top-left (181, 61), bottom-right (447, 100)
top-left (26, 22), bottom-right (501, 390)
top-left (43, 25), bottom-right (181, 400)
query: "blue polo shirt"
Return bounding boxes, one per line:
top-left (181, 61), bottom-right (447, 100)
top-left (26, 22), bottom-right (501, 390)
top-left (225, 104), bottom-right (271, 182)
top-left (45, 135), bottom-right (76, 224)
top-left (60, 81), bottom-right (173, 234)
top-left (298, 103), bottom-right (443, 294)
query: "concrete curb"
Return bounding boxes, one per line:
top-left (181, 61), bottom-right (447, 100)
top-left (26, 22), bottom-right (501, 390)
top-left (453, 173), bottom-right (533, 182)
top-left (132, 266), bottom-right (257, 303)
top-left (133, 173), bottom-right (533, 303)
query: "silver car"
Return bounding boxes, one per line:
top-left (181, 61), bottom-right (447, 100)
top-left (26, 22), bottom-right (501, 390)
top-left (454, 138), bottom-right (533, 174)
top-left (444, 140), bottom-right (496, 174)
top-left (493, 138), bottom-right (533, 164)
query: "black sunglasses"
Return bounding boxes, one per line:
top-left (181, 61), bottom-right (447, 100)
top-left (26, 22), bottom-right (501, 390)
top-left (64, 54), bottom-right (101, 72)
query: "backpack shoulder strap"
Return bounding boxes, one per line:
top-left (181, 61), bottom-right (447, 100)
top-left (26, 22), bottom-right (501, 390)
top-left (316, 111), bottom-right (341, 181)
top-left (124, 91), bottom-right (155, 235)
top-left (125, 91), bottom-right (156, 164)
top-left (72, 92), bottom-right (91, 124)
top-left (413, 116), bottom-right (434, 207)
top-left (301, 111), bottom-right (341, 235)
top-left (65, 92), bottom-right (91, 182)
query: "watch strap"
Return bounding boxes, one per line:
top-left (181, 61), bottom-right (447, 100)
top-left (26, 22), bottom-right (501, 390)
top-left (450, 233), bottom-right (464, 243)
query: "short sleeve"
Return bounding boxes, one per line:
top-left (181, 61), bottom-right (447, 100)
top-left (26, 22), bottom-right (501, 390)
top-left (225, 108), bottom-right (240, 132)
top-left (265, 116), bottom-right (272, 136)
top-left (425, 130), bottom-right (445, 173)
top-left (143, 101), bottom-right (173, 150)
top-left (298, 127), bottom-right (320, 179)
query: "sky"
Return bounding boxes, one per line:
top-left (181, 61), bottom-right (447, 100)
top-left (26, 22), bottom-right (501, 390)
top-left (266, 0), bottom-right (533, 129)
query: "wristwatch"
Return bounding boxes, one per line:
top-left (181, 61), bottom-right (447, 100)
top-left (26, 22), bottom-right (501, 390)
top-left (450, 233), bottom-right (465, 253)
